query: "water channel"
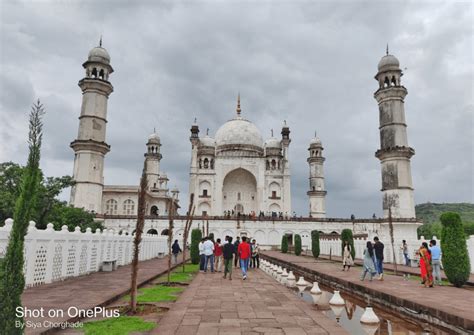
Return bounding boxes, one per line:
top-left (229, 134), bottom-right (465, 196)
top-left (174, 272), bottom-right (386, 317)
top-left (262, 264), bottom-right (456, 334)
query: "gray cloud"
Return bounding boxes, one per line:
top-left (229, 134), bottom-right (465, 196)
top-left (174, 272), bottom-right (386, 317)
top-left (0, 1), bottom-right (472, 217)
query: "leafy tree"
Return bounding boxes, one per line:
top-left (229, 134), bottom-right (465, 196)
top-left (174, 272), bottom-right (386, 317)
top-left (311, 230), bottom-right (320, 258)
top-left (294, 234), bottom-right (302, 256)
top-left (281, 235), bottom-right (288, 253)
top-left (0, 100), bottom-right (44, 333)
top-left (341, 229), bottom-right (355, 259)
top-left (190, 229), bottom-right (202, 264)
top-left (440, 212), bottom-right (470, 287)
top-left (47, 202), bottom-right (102, 232)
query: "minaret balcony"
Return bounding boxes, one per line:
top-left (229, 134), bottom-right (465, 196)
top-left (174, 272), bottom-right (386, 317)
top-left (375, 146), bottom-right (415, 160)
top-left (307, 190), bottom-right (327, 196)
top-left (70, 139), bottom-right (110, 155)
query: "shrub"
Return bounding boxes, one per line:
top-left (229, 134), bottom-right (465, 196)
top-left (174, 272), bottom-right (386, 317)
top-left (341, 229), bottom-right (355, 259)
top-left (294, 234), bottom-right (302, 256)
top-left (190, 229), bottom-right (202, 265)
top-left (281, 235), bottom-right (288, 253)
top-left (311, 230), bottom-right (320, 258)
top-left (440, 212), bottom-right (470, 287)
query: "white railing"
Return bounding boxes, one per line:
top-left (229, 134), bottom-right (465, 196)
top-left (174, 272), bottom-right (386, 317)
top-left (318, 235), bottom-right (474, 274)
top-left (0, 219), bottom-right (168, 287)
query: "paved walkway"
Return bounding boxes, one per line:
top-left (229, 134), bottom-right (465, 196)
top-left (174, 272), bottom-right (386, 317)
top-left (153, 269), bottom-right (347, 335)
top-left (21, 256), bottom-right (177, 334)
top-left (263, 251), bottom-right (474, 332)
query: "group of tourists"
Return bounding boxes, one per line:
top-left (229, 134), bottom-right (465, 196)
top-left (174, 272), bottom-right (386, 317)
top-left (198, 235), bottom-right (260, 280)
top-left (359, 236), bottom-right (385, 281)
top-left (417, 239), bottom-right (442, 287)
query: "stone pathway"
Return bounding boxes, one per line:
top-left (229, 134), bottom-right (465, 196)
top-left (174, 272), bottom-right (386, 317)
top-left (153, 268), bottom-right (347, 335)
top-left (21, 256), bottom-right (177, 334)
top-left (263, 251), bottom-right (474, 332)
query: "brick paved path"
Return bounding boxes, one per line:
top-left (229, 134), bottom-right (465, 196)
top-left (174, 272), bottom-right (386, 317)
top-left (153, 268), bottom-right (347, 335)
top-left (21, 256), bottom-right (176, 334)
top-left (263, 251), bottom-right (474, 331)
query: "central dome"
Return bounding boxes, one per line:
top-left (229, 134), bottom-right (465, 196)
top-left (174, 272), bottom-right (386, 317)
top-left (215, 117), bottom-right (264, 152)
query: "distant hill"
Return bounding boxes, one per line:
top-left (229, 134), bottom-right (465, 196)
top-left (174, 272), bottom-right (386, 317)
top-left (416, 202), bottom-right (474, 225)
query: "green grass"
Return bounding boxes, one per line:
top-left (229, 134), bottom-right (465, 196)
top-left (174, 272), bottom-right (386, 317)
top-left (83, 316), bottom-right (155, 335)
top-left (157, 263), bottom-right (199, 283)
top-left (125, 285), bottom-right (183, 303)
top-left (178, 263), bottom-right (199, 273)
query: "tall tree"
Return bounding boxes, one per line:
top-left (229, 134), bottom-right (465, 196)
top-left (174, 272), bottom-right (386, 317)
top-left (182, 194), bottom-right (195, 272)
top-left (0, 100), bottom-right (44, 333)
top-left (130, 163), bottom-right (147, 313)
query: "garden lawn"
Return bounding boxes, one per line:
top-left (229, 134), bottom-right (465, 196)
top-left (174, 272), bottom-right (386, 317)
top-left (83, 316), bottom-right (154, 335)
top-left (125, 285), bottom-right (183, 303)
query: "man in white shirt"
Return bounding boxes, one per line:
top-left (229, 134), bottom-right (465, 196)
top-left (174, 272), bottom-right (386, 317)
top-left (198, 238), bottom-right (205, 272)
top-left (203, 237), bottom-right (215, 272)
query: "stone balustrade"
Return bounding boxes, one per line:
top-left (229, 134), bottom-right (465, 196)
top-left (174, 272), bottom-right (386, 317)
top-left (0, 219), bottom-right (168, 287)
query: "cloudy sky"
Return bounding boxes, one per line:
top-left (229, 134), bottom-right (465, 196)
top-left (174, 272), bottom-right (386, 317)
top-left (0, 0), bottom-right (472, 217)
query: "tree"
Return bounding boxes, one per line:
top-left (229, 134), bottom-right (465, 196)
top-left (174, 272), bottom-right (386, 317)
top-left (341, 229), bottom-right (355, 260)
top-left (166, 198), bottom-right (176, 284)
top-left (47, 202), bottom-right (102, 232)
top-left (281, 235), bottom-right (288, 253)
top-left (0, 100), bottom-right (44, 333)
top-left (190, 229), bottom-right (202, 264)
top-left (440, 212), bottom-right (470, 287)
top-left (311, 230), bottom-right (320, 258)
top-left (130, 163), bottom-right (147, 313)
top-left (182, 194), bottom-right (195, 272)
top-left (294, 234), bottom-right (302, 256)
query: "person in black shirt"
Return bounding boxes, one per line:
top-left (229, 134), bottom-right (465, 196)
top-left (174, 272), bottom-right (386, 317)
top-left (171, 240), bottom-right (182, 264)
top-left (223, 236), bottom-right (235, 280)
top-left (373, 236), bottom-right (385, 280)
top-left (233, 236), bottom-right (240, 268)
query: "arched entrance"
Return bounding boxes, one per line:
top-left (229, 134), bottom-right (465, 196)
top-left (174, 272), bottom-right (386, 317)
top-left (150, 206), bottom-right (158, 216)
top-left (222, 168), bottom-right (257, 215)
top-left (147, 229), bottom-right (158, 235)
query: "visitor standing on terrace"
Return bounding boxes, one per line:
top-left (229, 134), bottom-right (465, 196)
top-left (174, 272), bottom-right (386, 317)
top-left (373, 236), bottom-right (384, 280)
top-left (238, 236), bottom-right (251, 280)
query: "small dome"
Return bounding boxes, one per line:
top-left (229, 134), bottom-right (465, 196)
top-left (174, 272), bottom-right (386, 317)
top-left (148, 132), bottom-right (160, 144)
top-left (377, 54), bottom-right (399, 71)
top-left (88, 46), bottom-right (110, 64)
top-left (310, 137), bottom-right (322, 146)
top-left (215, 118), bottom-right (263, 150)
top-left (265, 137), bottom-right (281, 148)
top-left (200, 136), bottom-right (215, 147)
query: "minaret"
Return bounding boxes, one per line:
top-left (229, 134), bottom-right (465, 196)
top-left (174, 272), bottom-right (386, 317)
top-left (188, 118), bottom-right (200, 199)
top-left (280, 120), bottom-right (292, 214)
top-left (307, 133), bottom-right (326, 218)
top-left (145, 131), bottom-right (162, 190)
top-left (374, 48), bottom-right (415, 218)
top-left (70, 41), bottom-right (114, 213)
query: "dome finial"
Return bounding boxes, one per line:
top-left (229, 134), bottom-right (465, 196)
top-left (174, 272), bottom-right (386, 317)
top-left (236, 93), bottom-right (241, 117)
top-left (271, 129), bottom-right (274, 137)
top-left (315, 130), bottom-right (317, 138)
top-left (206, 128), bottom-right (209, 136)
top-left (99, 35), bottom-right (103, 47)
top-left (386, 43), bottom-right (389, 55)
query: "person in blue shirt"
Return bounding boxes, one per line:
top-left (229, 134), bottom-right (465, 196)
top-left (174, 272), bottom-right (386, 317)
top-left (429, 239), bottom-right (442, 285)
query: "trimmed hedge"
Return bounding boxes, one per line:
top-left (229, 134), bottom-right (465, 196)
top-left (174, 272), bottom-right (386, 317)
top-left (190, 229), bottom-right (202, 265)
top-left (311, 230), bottom-right (320, 258)
top-left (341, 229), bottom-right (355, 259)
top-left (294, 234), bottom-right (302, 256)
top-left (440, 212), bottom-right (470, 287)
top-left (281, 235), bottom-right (288, 253)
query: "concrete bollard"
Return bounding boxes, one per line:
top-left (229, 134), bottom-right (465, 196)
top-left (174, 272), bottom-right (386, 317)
top-left (310, 282), bottom-right (322, 294)
top-left (287, 271), bottom-right (296, 287)
top-left (329, 291), bottom-right (345, 305)
top-left (296, 276), bottom-right (307, 294)
top-left (360, 306), bottom-right (380, 324)
top-left (281, 268), bottom-right (288, 285)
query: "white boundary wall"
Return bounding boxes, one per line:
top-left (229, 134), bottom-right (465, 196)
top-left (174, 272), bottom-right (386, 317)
top-left (0, 219), bottom-right (168, 287)
top-left (318, 235), bottom-right (474, 274)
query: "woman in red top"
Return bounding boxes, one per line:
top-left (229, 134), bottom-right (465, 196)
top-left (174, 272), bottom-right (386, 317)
top-left (214, 238), bottom-right (223, 272)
